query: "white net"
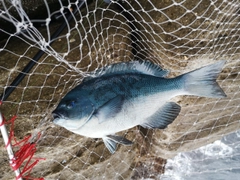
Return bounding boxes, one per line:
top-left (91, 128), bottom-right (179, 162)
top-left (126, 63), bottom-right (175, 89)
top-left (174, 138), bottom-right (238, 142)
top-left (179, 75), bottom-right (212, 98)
top-left (0, 0), bottom-right (239, 179)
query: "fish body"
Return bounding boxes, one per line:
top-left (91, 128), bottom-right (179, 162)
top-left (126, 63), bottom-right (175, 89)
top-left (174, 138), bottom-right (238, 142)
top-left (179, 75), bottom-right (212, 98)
top-left (53, 60), bottom-right (226, 153)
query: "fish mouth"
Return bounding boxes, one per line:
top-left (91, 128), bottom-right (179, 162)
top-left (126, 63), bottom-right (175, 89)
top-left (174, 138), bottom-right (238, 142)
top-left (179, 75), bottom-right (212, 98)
top-left (52, 112), bottom-right (61, 120)
top-left (52, 112), bottom-right (65, 124)
top-left (52, 112), bottom-right (83, 131)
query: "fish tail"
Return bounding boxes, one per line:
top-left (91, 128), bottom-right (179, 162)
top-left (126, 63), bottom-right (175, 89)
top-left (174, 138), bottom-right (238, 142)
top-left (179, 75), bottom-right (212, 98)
top-left (183, 60), bottom-right (227, 98)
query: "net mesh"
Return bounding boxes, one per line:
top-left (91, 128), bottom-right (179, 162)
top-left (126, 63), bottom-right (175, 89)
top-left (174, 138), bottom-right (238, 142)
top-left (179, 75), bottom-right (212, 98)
top-left (0, 0), bottom-right (239, 179)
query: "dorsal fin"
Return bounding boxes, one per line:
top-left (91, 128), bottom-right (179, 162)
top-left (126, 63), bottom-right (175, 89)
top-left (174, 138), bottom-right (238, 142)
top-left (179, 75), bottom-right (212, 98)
top-left (84, 60), bottom-right (169, 81)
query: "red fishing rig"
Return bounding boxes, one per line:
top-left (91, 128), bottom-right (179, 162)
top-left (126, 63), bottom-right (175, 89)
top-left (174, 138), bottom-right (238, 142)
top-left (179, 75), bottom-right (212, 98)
top-left (0, 101), bottom-right (45, 180)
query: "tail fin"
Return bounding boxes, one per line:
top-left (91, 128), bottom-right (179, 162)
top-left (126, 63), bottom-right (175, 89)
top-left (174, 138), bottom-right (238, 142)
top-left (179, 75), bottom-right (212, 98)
top-left (183, 60), bottom-right (227, 98)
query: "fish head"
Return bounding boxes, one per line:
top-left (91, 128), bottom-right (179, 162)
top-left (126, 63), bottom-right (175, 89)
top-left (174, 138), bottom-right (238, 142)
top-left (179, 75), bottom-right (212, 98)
top-left (52, 92), bottom-right (94, 131)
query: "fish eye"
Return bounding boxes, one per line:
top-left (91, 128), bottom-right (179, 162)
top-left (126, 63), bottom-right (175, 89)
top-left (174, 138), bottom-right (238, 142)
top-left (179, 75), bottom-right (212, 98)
top-left (67, 101), bottom-right (75, 109)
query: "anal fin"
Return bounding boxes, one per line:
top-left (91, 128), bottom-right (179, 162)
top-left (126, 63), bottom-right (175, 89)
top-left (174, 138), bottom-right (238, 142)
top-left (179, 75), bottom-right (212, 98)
top-left (141, 102), bottom-right (181, 129)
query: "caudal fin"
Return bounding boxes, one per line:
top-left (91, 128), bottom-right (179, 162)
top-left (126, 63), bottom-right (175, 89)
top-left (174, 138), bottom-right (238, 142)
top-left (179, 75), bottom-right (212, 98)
top-left (183, 60), bottom-right (227, 98)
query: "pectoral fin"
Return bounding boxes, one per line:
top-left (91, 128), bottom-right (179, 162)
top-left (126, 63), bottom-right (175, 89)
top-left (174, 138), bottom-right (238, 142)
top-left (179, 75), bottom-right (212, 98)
top-left (102, 135), bottom-right (133, 154)
top-left (141, 102), bottom-right (181, 129)
top-left (96, 95), bottom-right (124, 123)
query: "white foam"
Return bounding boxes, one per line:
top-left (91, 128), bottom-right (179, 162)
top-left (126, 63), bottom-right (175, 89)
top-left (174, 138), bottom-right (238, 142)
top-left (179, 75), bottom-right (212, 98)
top-left (161, 130), bottom-right (240, 180)
top-left (198, 140), bottom-right (233, 157)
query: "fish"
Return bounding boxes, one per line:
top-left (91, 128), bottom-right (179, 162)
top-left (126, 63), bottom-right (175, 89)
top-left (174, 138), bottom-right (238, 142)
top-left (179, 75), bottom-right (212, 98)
top-left (52, 60), bottom-right (226, 153)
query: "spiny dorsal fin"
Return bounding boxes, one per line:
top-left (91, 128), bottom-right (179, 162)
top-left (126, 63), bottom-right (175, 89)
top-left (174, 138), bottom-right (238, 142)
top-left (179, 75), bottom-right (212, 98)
top-left (84, 60), bottom-right (169, 81)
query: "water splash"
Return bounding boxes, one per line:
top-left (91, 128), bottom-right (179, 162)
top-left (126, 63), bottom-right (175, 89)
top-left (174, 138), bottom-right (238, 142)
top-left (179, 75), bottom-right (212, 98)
top-left (161, 130), bottom-right (240, 180)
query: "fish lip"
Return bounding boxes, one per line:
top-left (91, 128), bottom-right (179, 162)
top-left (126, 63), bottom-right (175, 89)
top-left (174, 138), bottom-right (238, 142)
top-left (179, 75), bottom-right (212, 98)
top-left (52, 112), bottom-right (65, 122)
top-left (52, 112), bottom-right (61, 119)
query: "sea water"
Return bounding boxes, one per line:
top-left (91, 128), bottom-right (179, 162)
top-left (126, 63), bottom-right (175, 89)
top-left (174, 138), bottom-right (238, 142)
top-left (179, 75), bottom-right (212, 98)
top-left (160, 130), bottom-right (240, 180)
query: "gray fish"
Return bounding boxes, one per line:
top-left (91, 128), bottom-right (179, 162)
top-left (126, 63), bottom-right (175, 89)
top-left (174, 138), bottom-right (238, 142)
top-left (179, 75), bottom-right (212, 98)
top-left (52, 60), bottom-right (226, 153)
